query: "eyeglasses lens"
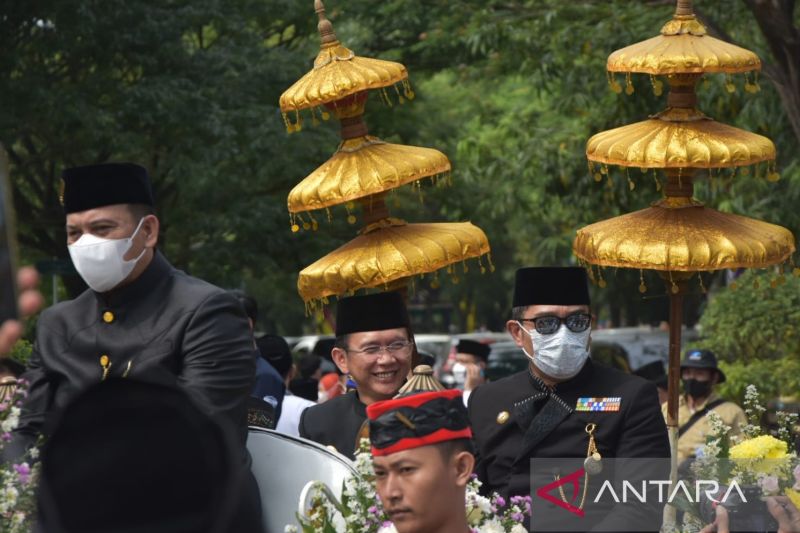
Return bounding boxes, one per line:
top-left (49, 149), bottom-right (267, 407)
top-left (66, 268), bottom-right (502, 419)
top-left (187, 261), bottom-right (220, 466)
top-left (565, 314), bottom-right (591, 332)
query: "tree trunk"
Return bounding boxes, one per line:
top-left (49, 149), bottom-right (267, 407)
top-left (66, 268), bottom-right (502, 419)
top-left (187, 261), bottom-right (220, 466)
top-left (743, 0), bottom-right (800, 146)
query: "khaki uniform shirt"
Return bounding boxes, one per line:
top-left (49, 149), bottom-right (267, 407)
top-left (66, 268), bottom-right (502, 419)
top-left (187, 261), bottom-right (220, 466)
top-left (662, 392), bottom-right (747, 463)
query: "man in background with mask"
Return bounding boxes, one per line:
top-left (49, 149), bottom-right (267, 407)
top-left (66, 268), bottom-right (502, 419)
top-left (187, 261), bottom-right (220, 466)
top-left (451, 339), bottom-right (490, 405)
top-left (8, 163), bottom-right (256, 470)
top-left (468, 267), bottom-right (669, 529)
top-left (665, 349), bottom-right (745, 466)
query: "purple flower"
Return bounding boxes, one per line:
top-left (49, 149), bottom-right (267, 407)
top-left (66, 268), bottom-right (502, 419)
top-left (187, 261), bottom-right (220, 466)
top-left (512, 512), bottom-right (524, 522)
top-left (14, 463), bottom-right (31, 484)
top-left (368, 506), bottom-right (379, 515)
top-left (493, 495), bottom-right (507, 508)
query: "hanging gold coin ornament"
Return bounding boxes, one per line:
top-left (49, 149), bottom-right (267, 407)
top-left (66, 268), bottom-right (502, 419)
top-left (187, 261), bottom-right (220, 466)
top-left (583, 423), bottom-right (603, 475)
top-left (280, 1), bottom-right (491, 307)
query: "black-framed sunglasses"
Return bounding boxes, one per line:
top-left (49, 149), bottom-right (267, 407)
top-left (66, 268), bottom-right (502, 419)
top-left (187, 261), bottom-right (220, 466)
top-left (519, 313), bottom-right (592, 335)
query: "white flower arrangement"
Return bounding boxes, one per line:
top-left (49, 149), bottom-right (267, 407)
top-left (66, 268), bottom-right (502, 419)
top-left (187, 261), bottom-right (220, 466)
top-left (293, 439), bottom-right (531, 532)
top-left (0, 378), bottom-right (39, 533)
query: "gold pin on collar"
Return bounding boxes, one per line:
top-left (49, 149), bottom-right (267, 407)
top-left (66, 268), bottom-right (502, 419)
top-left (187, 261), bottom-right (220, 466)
top-left (496, 411), bottom-right (510, 424)
top-left (100, 355), bottom-right (111, 381)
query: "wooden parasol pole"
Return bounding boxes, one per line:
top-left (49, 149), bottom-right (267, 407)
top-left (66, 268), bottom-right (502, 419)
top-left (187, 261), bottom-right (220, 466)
top-left (661, 275), bottom-right (689, 531)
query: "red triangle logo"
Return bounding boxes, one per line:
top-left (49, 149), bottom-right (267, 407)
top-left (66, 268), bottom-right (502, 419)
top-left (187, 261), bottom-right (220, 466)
top-left (535, 467), bottom-right (586, 518)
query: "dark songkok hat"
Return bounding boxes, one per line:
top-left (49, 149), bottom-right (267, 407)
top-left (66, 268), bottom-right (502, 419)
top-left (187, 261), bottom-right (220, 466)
top-left (37, 379), bottom-right (244, 533)
top-left (335, 292), bottom-right (410, 337)
top-left (62, 162), bottom-right (154, 214)
top-left (367, 389), bottom-right (472, 457)
top-left (256, 334), bottom-right (292, 378)
top-left (512, 266), bottom-right (591, 308)
top-left (456, 339), bottom-right (491, 361)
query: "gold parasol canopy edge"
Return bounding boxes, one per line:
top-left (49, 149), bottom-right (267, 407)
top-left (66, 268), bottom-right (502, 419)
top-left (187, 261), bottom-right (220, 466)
top-left (586, 110), bottom-right (775, 169)
top-left (279, 1), bottom-right (409, 112)
top-left (606, 1), bottom-right (760, 77)
top-left (573, 205), bottom-right (795, 272)
top-left (279, 54), bottom-right (409, 113)
top-left (298, 221), bottom-right (491, 303)
top-left (606, 32), bottom-right (761, 76)
top-left (288, 136), bottom-right (451, 214)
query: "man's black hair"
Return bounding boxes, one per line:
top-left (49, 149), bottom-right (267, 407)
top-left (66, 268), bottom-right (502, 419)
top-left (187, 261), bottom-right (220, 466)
top-left (127, 203), bottom-right (156, 221)
top-left (434, 438), bottom-right (474, 462)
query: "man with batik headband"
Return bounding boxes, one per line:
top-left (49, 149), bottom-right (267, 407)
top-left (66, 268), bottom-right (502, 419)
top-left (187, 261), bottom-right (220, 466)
top-left (468, 267), bottom-right (669, 530)
top-left (299, 291), bottom-right (414, 459)
top-left (369, 389), bottom-right (474, 533)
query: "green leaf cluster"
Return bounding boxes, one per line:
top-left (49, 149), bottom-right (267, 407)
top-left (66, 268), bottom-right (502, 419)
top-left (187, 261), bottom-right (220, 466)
top-left (3, 0), bottom-right (799, 335)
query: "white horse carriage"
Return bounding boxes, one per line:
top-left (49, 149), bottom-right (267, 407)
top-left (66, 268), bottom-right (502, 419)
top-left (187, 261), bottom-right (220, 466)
top-left (247, 427), bottom-right (356, 533)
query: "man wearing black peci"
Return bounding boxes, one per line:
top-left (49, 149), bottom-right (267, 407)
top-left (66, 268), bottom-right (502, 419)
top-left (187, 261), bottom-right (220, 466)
top-left (299, 291), bottom-right (414, 459)
top-left (9, 163), bottom-right (262, 530)
top-left (468, 266), bottom-right (670, 531)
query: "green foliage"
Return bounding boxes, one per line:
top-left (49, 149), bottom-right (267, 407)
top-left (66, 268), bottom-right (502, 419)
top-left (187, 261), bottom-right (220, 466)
top-left (8, 340), bottom-right (33, 367)
top-left (1, 0), bottom-right (340, 332)
top-left (696, 270), bottom-right (800, 362)
top-left (716, 358), bottom-right (800, 405)
top-left (3, 0), bottom-right (799, 335)
top-left (695, 270), bottom-right (800, 401)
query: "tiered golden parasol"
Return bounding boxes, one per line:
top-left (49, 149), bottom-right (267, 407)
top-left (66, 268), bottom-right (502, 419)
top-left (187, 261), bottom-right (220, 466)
top-left (574, 1), bottom-right (795, 524)
top-left (281, 1), bottom-right (491, 308)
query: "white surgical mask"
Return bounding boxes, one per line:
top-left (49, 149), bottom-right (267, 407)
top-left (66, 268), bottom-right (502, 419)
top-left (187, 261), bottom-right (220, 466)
top-left (451, 362), bottom-right (467, 387)
top-left (517, 321), bottom-right (590, 380)
top-left (68, 218), bottom-right (147, 293)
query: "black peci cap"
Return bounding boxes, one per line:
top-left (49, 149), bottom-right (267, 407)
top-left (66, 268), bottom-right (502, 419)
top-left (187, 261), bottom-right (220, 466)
top-left (512, 267), bottom-right (591, 308)
top-left (334, 292), bottom-right (410, 337)
top-left (62, 163), bottom-right (154, 214)
top-left (455, 339), bottom-right (491, 361)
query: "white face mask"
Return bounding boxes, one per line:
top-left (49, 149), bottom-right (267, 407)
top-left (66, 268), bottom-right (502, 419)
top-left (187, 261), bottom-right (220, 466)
top-left (68, 218), bottom-right (147, 293)
top-left (517, 321), bottom-right (590, 380)
top-left (451, 362), bottom-right (467, 387)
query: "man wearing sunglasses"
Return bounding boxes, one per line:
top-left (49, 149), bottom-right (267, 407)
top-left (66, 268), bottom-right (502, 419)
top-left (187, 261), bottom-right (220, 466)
top-left (299, 291), bottom-right (414, 459)
top-left (468, 267), bottom-right (669, 530)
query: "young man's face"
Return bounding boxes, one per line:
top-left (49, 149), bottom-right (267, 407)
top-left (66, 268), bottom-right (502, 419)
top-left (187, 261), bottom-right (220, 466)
top-left (331, 328), bottom-right (412, 404)
top-left (373, 445), bottom-right (472, 533)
